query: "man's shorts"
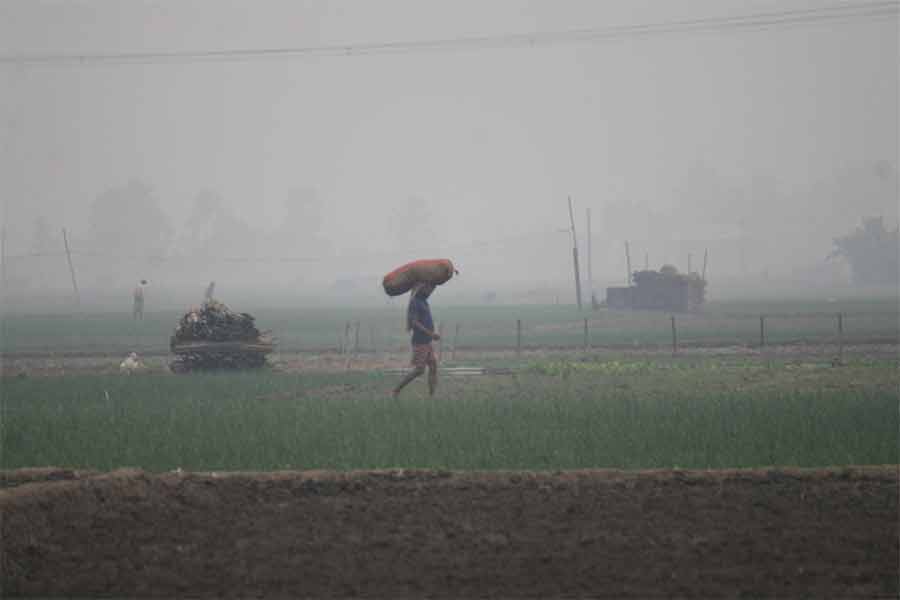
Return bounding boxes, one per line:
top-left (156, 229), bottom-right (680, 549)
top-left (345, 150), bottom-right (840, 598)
top-left (411, 343), bottom-right (437, 369)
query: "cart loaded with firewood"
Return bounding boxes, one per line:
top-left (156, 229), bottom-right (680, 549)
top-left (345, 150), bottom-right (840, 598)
top-left (169, 300), bottom-right (274, 373)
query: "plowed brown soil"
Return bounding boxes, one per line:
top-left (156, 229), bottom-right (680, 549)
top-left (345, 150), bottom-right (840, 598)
top-left (2, 467), bottom-right (897, 598)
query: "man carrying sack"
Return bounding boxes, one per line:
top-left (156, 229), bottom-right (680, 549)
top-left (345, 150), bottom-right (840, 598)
top-left (392, 282), bottom-right (441, 398)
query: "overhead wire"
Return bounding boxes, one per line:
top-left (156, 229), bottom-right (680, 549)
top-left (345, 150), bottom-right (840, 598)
top-left (0, 1), bottom-right (896, 66)
top-left (1, 2), bottom-right (894, 262)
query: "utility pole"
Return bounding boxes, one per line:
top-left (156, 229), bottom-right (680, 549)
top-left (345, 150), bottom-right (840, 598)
top-left (624, 241), bottom-right (633, 285)
top-left (702, 248), bottom-right (709, 281)
top-left (586, 207), bottom-right (593, 302)
top-left (567, 196), bottom-right (583, 310)
top-left (62, 228), bottom-right (80, 306)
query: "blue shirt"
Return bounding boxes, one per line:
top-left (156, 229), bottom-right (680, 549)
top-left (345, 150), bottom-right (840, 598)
top-left (409, 296), bottom-right (434, 345)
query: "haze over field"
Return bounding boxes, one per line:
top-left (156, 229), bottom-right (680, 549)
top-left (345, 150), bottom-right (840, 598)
top-left (1, 0), bottom-right (897, 309)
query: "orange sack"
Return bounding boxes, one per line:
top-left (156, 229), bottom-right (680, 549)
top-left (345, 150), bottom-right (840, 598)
top-left (382, 259), bottom-right (457, 296)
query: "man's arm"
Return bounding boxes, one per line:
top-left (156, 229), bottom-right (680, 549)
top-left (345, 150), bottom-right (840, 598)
top-left (412, 319), bottom-right (440, 340)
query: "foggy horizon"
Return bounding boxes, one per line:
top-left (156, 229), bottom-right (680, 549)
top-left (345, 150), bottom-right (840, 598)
top-left (1, 0), bottom-right (897, 310)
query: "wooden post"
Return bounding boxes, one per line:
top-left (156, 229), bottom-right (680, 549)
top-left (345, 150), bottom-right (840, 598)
top-left (625, 241), bottom-right (633, 285)
top-left (670, 315), bottom-right (677, 355)
top-left (837, 312), bottom-right (844, 363)
top-left (516, 319), bottom-right (522, 357)
top-left (583, 318), bottom-right (589, 352)
top-left (586, 208), bottom-right (593, 302)
top-left (62, 228), bottom-right (80, 306)
top-left (452, 322), bottom-right (460, 361)
top-left (759, 315), bottom-right (766, 347)
top-left (567, 196), bottom-right (583, 310)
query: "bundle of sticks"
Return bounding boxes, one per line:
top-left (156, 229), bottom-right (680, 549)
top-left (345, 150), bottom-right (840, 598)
top-left (169, 300), bottom-right (273, 373)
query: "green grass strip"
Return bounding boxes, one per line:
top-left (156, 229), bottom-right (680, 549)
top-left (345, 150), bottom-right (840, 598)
top-left (2, 370), bottom-right (896, 472)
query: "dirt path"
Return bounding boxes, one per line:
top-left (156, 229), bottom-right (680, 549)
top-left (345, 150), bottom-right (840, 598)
top-left (2, 466), bottom-right (897, 598)
top-left (2, 342), bottom-right (897, 377)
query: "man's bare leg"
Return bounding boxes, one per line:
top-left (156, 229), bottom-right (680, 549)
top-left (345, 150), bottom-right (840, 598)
top-left (393, 366), bottom-right (424, 397)
top-left (428, 362), bottom-right (438, 396)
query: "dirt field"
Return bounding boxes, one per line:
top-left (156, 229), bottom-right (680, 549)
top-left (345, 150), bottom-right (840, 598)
top-left (2, 466), bottom-right (897, 598)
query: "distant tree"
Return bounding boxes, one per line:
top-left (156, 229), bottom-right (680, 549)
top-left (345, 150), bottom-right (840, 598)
top-left (187, 189), bottom-right (224, 229)
top-left (830, 217), bottom-right (899, 285)
top-left (190, 190), bottom-right (260, 257)
top-left (88, 180), bottom-right (173, 258)
top-left (205, 211), bottom-right (256, 257)
top-left (179, 189), bottom-right (226, 255)
top-left (173, 189), bottom-right (262, 256)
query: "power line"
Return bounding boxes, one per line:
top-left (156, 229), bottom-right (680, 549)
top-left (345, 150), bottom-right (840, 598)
top-left (1, 2), bottom-right (896, 66)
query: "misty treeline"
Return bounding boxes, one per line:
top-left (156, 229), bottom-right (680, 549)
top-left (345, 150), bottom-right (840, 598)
top-left (5, 161), bottom-right (898, 310)
top-left (8, 180), bottom-right (444, 305)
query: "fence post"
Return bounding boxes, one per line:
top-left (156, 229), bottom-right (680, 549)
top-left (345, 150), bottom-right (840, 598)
top-left (671, 315), bottom-right (677, 355)
top-left (452, 322), bottom-right (460, 361)
top-left (583, 318), bottom-right (589, 353)
top-left (837, 312), bottom-right (844, 363)
top-left (516, 319), bottom-right (522, 357)
top-left (759, 315), bottom-right (766, 348)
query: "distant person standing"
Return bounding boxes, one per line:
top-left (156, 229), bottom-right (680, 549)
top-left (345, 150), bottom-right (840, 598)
top-left (133, 280), bottom-right (146, 320)
top-left (204, 280), bottom-right (216, 302)
top-left (392, 282), bottom-right (440, 398)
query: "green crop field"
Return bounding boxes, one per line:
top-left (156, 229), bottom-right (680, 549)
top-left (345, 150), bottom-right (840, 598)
top-left (1, 297), bottom-right (897, 356)
top-left (3, 356), bottom-right (897, 472)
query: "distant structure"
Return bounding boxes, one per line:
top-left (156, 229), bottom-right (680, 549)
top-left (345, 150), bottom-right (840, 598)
top-left (606, 265), bottom-right (706, 312)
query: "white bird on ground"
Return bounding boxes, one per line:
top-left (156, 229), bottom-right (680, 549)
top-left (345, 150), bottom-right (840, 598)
top-left (120, 352), bottom-right (144, 374)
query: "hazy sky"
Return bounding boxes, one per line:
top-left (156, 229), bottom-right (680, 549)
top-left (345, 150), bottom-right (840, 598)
top-left (1, 0), bottom-right (897, 300)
